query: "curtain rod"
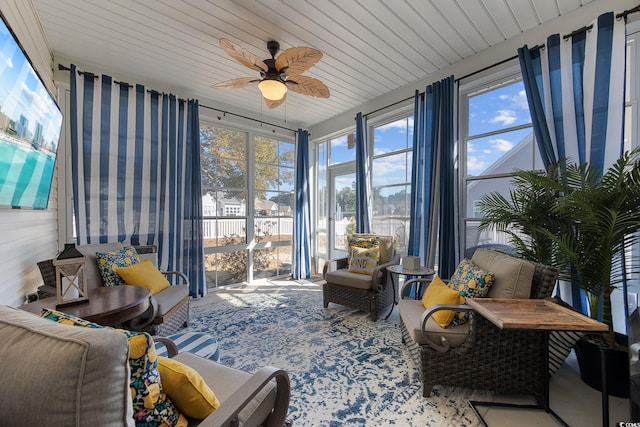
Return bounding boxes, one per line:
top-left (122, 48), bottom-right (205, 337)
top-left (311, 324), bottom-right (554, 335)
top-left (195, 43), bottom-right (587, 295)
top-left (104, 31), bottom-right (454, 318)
top-left (362, 6), bottom-right (639, 119)
top-left (617, 4), bottom-right (640, 20)
top-left (58, 64), bottom-right (298, 134)
top-left (361, 45), bottom-right (543, 119)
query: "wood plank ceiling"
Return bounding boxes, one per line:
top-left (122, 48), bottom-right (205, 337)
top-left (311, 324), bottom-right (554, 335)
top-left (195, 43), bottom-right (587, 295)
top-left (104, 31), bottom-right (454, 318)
top-left (31, 0), bottom-right (596, 128)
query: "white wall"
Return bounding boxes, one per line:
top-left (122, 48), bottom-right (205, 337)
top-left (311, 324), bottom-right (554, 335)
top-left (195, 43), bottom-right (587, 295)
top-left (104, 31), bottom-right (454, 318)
top-left (0, 0), bottom-right (60, 306)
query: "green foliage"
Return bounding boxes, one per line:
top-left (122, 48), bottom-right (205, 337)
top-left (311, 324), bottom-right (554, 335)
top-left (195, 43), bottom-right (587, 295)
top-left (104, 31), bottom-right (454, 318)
top-left (478, 163), bottom-right (570, 266)
top-left (200, 125), bottom-right (294, 200)
top-left (478, 147), bottom-right (640, 337)
top-left (336, 187), bottom-right (356, 213)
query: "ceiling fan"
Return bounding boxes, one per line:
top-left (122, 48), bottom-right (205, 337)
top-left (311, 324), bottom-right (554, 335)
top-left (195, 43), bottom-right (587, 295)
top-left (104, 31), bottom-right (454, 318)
top-left (212, 38), bottom-right (330, 109)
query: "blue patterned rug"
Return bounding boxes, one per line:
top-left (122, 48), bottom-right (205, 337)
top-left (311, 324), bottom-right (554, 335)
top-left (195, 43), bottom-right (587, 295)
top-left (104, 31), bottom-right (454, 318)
top-left (187, 279), bottom-right (492, 426)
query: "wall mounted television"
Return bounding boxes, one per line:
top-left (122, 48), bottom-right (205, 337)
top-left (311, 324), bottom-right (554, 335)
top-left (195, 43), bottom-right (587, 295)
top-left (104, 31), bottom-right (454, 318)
top-left (0, 14), bottom-right (62, 210)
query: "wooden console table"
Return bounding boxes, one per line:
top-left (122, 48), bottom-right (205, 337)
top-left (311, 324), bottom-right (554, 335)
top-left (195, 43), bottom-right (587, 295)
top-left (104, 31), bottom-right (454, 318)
top-left (465, 298), bottom-right (608, 427)
top-left (21, 285), bottom-right (153, 328)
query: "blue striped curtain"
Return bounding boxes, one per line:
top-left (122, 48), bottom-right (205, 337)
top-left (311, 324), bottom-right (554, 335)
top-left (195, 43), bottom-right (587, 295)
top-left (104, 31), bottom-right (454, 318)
top-left (293, 129), bottom-right (311, 279)
top-left (355, 112), bottom-right (371, 233)
top-left (518, 11), bottom-right (625, 311)
top-left (408, 76), bottom-right (457, 278)
top-left (69, 65), bottom-right (206, 297)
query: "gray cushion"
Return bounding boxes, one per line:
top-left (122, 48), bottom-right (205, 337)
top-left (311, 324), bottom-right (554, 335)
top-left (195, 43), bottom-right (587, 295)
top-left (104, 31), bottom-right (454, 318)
top-left (0, 305), bottom-right (133, 426)
top-left (154, 284), bottom-right (189, 316)
top-left (471, 249), bottom-right (535, 299)
top-left (173, 352), bottom-right (276, 426)
top-left (77, 242), bottom-right (125, 289)
top-left (324, 268), bottom-right (375, 290)
top-left (398, 299), bottom-right (470, 348)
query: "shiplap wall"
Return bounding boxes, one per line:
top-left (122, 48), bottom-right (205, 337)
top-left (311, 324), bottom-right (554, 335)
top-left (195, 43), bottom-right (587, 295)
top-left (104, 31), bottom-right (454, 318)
top-left (0, 0), bottom-right (59, 306)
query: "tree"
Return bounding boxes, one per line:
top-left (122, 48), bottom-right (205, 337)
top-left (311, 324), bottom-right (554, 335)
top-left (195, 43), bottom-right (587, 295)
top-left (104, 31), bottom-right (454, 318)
top-left (336, 187), bottom-right (356, 213)
top-left (269, 192), bottom-right (294, 209)
top-left (199, 126), bottom-right (295, 200)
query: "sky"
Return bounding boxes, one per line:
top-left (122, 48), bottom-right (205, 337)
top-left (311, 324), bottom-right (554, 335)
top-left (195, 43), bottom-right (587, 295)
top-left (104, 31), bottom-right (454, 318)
top-left (330, 79), bottom-right (533, 178)
top-left (0, 20), bottom-right (63, 148)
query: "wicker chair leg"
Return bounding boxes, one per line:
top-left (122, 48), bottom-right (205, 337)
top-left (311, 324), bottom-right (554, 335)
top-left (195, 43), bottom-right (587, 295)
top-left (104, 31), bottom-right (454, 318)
top-left (423, 383), bottom-right (434, 398)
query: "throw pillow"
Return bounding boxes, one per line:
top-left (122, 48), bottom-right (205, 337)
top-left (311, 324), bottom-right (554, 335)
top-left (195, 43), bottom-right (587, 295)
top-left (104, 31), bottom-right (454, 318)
top-left (40, 309), bottom-right (187, 427)
top-left (96, 246), bottom-right (140, 287)
top-left (420, 275), bottom-right (462, 328)
top-left (157, 356), bottom-right (220, 419)
top-left (347, 235), bottom-right (379, 251)
top-left (347, 246), bottom-right (380, 276)
top-left (448, 258), bottom-right (495, 326)
top-left (114, 259), bottom-right (171, 295)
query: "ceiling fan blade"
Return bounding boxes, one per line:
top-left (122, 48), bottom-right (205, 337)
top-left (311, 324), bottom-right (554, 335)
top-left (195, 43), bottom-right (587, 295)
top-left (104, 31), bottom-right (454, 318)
top-left (286, 76), bottom-right (330, 98)
top-left (212, 77), bottom-right (260, 89)
top-left (220, 38), bottom-right (268, 72)
top-left (276, 47), bottom-right (323, 76)
top-left (265, 93), bottom-right (287, 109)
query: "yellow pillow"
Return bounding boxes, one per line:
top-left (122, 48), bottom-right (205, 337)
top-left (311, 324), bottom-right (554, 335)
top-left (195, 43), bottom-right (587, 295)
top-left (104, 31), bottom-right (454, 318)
top-left (157, 356), bottom-right (220, 419)
top-left (114, 259), bottom-right (170, 295)
top-left (420, 275), bottom-right (462, 328)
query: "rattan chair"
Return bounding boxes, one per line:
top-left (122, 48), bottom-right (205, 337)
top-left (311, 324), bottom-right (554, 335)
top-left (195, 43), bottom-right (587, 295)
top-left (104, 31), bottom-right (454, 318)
top-left (398, 249), bottom-right (559, 403)
top-left (322, 234), bottom-right (399, 321)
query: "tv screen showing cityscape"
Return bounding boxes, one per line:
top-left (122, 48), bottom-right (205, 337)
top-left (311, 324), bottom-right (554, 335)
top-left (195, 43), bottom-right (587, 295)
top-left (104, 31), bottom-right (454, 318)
top-left (0, 15), bottom-right (62, 209)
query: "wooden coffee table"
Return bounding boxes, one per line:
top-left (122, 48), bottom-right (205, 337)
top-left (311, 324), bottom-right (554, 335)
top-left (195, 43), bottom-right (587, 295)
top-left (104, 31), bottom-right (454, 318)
top-left (22, 285), bottom-right (152, 328)
top-left (465, 298), bottom-right (608, 427)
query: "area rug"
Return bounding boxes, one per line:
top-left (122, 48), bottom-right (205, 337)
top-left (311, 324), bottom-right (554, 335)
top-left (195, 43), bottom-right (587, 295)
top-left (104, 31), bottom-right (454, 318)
top-left (187, 279), bottom-right (493, 426)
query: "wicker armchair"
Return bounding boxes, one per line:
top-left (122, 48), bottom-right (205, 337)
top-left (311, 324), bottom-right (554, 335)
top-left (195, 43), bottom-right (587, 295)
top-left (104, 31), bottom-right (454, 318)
top-left (398, 249), bottom-right (558, 403)
top-left (322, 234), bottom-right (400, 321)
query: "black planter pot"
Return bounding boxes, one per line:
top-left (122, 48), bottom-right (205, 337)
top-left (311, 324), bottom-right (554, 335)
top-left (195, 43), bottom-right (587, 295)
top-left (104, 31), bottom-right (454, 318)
top-left (574, 332), bottom-right (629, 398)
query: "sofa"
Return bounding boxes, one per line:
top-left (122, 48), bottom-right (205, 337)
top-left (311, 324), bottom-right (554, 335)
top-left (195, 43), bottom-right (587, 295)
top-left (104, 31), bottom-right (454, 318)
top-left (398, 249), bottom-right (558, 402)
top-left (39, 242), bottom-right (190, 336)
top-left (0, 305), bottom-right (290, 426)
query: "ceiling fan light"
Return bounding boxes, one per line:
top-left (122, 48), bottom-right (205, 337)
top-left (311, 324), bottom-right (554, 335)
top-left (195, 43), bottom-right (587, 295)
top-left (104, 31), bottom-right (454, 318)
top-left (258, 79), bottom-right (287, 100)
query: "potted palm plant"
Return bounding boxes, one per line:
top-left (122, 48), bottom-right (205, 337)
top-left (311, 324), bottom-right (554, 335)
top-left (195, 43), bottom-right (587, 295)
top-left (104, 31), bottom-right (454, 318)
top-left (478, 147), bottom-right (640, 397)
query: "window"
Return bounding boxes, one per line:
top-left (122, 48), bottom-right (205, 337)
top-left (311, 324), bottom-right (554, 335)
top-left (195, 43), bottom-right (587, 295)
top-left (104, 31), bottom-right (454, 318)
top-left (460, 70), bottom-right (539, 249)
top-left (329, 132), bottom-right (355, 165)
top-left (200, 126), bottom-right (295, 286)
top-left (625, 28), bottom-right (640, 314)
top-left (371, 115), bottom-right (413, 254)
top-left (200, 124), bottom-right (248, 287)
top-left (316, 141), bottom-right (328, 272)
top-left (253, 136), bottom-right (294, 279)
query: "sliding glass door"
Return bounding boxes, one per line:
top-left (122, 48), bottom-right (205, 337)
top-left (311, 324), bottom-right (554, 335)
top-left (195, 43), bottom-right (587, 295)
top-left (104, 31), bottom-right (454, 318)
top-left (328, 165), bottom-right (356, 260)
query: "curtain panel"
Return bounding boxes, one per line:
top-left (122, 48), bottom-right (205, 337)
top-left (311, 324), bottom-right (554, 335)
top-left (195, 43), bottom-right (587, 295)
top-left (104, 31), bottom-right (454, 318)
top-left (408, 76), bottom-right (457, 278)
top-left (293, 129), bottom-right (311, 279)
top-left (355, 112), bottom-right (371, 233)
top-left (69, 64), bottom-right (206, 297)
top-left (518, 11), bottom-right (626, 311)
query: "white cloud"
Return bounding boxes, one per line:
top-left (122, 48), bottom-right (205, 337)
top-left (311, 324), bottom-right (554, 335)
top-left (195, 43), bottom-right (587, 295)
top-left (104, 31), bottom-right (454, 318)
top-left (513, 90), bottom-right (529, 110)
top-left (467, 156), bottom-right (488, 174)
top-left (373, 147), bottom-right (390, 156)
top-left (377, 117), bottom-right (413, 132)
top-left (331, 135), bottom-right (348, 147)
top-left (491, 138), bottom-right (514, 152)
top-left (467, 141), bottom-right (476, 152)
top-left (490, 109), bottom-right (517, 126)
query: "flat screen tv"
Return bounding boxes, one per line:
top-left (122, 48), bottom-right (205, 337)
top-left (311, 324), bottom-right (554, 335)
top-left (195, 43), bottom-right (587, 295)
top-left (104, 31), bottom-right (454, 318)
top-left (0, 14), bottom-right (62, 210)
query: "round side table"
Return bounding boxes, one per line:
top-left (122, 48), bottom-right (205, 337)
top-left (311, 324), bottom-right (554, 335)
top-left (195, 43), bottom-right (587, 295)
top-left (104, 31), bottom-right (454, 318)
top-left (385, 264), bottom-right (434, 320)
